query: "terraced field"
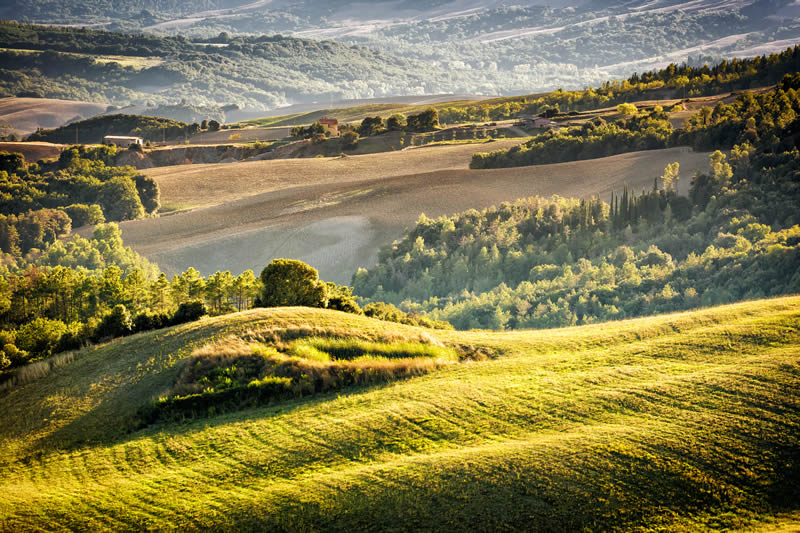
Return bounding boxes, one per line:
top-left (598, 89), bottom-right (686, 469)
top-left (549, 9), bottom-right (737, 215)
top-left (122, 144), bottom-right (708, 282)
top-left (0, 296), bottom-right (798, 530)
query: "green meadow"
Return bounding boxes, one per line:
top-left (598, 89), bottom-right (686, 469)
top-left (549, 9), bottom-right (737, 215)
top-left (0, 296), bottom-right (798, 531)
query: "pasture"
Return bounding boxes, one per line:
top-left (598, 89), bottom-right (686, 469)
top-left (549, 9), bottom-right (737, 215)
top-left (0, 296), bottom-right (798, 530)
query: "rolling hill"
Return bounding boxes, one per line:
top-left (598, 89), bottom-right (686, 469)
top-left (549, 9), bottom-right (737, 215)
top-left (0, 96), bottom-right (107, 136)
top-left (117, 144), bottom-right (709, 282)
top-left (1, 296), bottom-right (798, 530)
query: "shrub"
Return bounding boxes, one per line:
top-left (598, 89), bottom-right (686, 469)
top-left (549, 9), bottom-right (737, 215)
top-left (342, 130), bottom-right (359, 149)
top-left (92, 304), bottom-right (132, 342)
top-left (133, 311), bottom-right (171, 333)
top-left (62, 204), bottom-right (105, 227)
top-left (172, 301), bottom-right (207, 325)
top-left (54, 322), bottom-right (88, 353)
top-left (16, 318), bottom-right (68, 358)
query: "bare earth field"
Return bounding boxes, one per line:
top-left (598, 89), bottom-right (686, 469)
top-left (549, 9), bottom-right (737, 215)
top-left (120, 143), bottom-right (708, 283)
top-left (166, 126), bottom-right (292, 145)
top-left (0, 97), bottom-right (107, 134)
top-left (0, 142), bottom-right (63, 161)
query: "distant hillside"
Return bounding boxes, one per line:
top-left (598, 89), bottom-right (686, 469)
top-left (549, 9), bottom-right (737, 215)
top-left (0, 96), bottom-right (108, 136)
top-left (26, 114), bottom-right (191, 144)
top-left (0, 298), bottom-right (798, 530)
top-left (5, 0), bottom-right (799, 98)
top-left (0, 21), bottom-right (446, 111)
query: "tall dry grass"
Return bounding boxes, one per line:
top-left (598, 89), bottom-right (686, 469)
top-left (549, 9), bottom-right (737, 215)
top-left (162, 324), bottom-right (480, 414)
top-left (0, 351), bottom-right (78, 394)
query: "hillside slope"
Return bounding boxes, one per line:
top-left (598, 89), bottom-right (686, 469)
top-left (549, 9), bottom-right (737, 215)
top-left (118, 145), bottom-right (708, 282)
top-left (0, 297), bottom-right (798, 530)
top-left (0, 96), bottom-right (107, 135)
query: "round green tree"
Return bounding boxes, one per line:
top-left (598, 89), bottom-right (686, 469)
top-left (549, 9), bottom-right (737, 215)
top-left (257, 259), bottom-right (329, 308)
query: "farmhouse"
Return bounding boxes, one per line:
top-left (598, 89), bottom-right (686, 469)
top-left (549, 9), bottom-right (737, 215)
top-left (318, 118), bottom-right (339, 136)
top-left (518, 116), bottom-right (559, 129)
top-left (103, 135), bottom-right (143, 147)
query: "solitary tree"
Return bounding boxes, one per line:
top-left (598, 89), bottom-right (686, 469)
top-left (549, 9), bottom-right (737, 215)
top-left (660, 162), bottom-right (680, 193)
top-left (257, 259), bottom-right (328, 308)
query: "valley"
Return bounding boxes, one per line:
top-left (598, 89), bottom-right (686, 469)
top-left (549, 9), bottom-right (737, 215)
top-left (0, 17), bottom-right (798, 531)
top-left (120, 145), bottom-right (708, 281)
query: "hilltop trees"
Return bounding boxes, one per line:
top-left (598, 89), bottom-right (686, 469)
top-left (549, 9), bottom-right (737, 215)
top-left (405, 108), bottom-right (439, 132)
top-left (256, 259), bottom-right (329, 308)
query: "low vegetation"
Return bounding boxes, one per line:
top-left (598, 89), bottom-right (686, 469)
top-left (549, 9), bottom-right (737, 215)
top-left (0, 298), bottom-right (798, 529)
top-left (146, 324), bottom-right (466, 421)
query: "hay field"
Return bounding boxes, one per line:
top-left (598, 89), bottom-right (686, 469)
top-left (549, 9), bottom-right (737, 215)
top-left (171, 126), bottom-right (291, 145)
top-left (0, 141), bottom-right (63, 161)
top-left (123, 144), bottom-right (709, 282)
top-left (0, 96), bottom-right (107, 134)
top-left (0, 297), bottom-right (798, 530)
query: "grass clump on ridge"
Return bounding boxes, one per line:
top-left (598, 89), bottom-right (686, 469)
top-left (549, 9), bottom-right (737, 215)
top-left (145, 325), bottom-right (469, 422)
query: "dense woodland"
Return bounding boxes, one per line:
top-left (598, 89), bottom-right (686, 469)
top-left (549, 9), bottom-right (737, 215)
top-left (0, 21), bottom-right (450, 110)
top-left (0, 144), bottom-right (159, 253)
top-left (353, 81), bottom-right (800, 329)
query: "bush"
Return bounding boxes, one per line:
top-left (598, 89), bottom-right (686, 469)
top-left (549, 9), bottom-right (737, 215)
top-left (92, 304), bottom-right (133, 342)
top-left (54, 322), bottom-right (88, 353)
top-left (16, 318), bottom-right (68, 357)
top-left (62, 204), bottom-right (105, 227)
top-left (342, 130), bottom-right (359, 149)
top-left (133, 311), bottom-right (171, 333)
top-left (325, 282), bottom-right (361, 314)
top-left (172, 301), bottom-right (207, 325)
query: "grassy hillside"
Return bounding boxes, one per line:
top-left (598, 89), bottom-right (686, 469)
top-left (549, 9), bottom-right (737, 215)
top-left (0, 296), bottom-right (798, 530)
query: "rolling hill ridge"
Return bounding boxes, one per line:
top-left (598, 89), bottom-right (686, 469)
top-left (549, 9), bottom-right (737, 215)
top-left (0, 296), bottom-right (798, 530)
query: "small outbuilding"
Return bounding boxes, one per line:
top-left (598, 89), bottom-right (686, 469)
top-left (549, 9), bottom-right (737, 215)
top-left (103, 135), bottom-right (143, 147)
top-left (518, 116), bottom-right (559, 129)
top-left (318, 118), bottom-right (339, 136)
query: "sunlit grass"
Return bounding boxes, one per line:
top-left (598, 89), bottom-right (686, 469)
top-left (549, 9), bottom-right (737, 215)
top-left (0, 297), bottom-right (798, 531)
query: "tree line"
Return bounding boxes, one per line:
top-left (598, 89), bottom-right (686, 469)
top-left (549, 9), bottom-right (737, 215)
top-left (439, 45), bottom-right (800, 126)
top-left (472, 72), bottom-right (800, 169)
top-left (0, 145), bottom-right (159, 264)
top-left (353, 82), bottom-right (800, 329)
